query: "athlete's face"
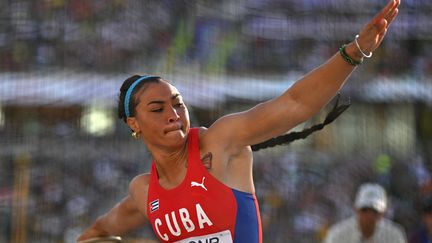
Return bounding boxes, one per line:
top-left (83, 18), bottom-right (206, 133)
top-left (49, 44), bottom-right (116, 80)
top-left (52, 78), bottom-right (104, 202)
top-left (127, 80), bottom-right (190, 148)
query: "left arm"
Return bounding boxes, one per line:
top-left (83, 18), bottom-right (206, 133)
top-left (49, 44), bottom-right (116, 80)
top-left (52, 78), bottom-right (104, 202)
top-left (204, 0), bottom-right (399, 151)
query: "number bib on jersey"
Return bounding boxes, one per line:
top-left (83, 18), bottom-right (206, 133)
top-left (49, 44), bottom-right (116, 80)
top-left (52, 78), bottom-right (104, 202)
top-left (174, 230), bottom-right (233, 243)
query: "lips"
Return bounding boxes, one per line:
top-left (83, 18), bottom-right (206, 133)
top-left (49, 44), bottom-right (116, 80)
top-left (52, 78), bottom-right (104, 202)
top-left (164, 123), bottom-right (183, 134)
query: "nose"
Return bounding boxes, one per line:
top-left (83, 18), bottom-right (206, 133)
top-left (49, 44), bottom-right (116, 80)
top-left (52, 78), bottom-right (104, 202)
top-left (167, 106), bottom-right (180, 123)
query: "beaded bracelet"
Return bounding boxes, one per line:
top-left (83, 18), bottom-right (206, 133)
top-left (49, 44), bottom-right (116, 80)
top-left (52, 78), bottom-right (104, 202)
top-left (339, 44), bottom-right (362, 66)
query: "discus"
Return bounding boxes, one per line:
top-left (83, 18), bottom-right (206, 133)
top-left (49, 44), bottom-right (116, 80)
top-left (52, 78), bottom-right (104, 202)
top-left (77, 236), bottom-right (122, 243)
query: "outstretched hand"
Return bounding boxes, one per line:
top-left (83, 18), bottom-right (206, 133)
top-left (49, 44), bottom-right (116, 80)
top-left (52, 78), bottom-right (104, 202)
top-left (356, 0), bottom-right (400, 54)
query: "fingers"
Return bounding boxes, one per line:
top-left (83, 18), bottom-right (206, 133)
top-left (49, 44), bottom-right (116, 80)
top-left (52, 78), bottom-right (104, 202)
top-left (370, 18), bottom-right (388, 36)
top-left (373, 0), bottom-right (399, 26)
top-left (378, 27), bottom-right (388, 43)
top-left (386, 8), bottom-right (399, 26)
top-left (356, 0), bottom-right (399, 53)
top-left (376, 17), bottom-right (390, 45)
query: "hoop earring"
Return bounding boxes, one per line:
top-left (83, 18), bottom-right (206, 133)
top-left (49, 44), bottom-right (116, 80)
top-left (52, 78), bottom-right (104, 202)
top-left (132, 131), bottom-right (141, 139)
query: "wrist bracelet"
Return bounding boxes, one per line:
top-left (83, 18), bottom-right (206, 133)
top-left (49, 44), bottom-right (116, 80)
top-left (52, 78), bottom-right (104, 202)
top-left (339, 44), bottom-right (362, 66)
top-left (354, 35), bottom-right (373, 58)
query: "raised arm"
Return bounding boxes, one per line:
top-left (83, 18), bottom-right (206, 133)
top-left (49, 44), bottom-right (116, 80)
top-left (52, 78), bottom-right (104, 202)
top-left (206, 0), bottom-right (400, 150)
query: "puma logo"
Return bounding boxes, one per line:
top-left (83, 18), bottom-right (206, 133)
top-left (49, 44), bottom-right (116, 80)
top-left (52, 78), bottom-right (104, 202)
top-left (191, 177), bottom-right (208, 191)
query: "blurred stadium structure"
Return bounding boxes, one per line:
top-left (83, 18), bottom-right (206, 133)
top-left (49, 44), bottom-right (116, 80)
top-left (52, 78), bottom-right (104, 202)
top-left (0, 0), bottom-right (432, 242)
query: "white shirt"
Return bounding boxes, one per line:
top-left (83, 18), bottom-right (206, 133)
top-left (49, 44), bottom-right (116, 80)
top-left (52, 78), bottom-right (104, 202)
top-left (323, 216), bottom-right (407, 243)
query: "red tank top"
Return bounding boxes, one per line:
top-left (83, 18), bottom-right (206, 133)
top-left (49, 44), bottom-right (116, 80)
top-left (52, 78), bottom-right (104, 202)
top-left (147, 128), bottom-right (262, 243)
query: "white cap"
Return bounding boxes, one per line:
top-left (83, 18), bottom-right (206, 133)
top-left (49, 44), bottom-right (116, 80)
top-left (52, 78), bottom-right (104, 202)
top-left (354, 183), bottom-right (387, 213)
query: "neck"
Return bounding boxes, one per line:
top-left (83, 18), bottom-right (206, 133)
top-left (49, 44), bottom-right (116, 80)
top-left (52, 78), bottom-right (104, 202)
top-left (361, 228), bottom-right (375, 240)
top-left (150, 142), bottom-right (189, 188)
top-left (358, 221), bottom-right (376, 240)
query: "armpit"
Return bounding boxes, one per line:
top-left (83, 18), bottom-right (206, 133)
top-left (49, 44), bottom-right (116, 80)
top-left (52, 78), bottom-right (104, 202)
top-left (201, 152), bottom-right (213, 170)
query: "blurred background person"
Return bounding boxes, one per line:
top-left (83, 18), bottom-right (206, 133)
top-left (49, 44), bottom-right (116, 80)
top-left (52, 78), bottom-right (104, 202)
top-left (409, 196), bottom-right (432, 243)
top-left (323, 183), bottom-right (407, 243)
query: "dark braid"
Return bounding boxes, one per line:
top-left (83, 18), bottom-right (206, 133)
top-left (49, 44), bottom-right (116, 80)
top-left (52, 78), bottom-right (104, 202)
top-left (251, 93), bottom-right (350, 151)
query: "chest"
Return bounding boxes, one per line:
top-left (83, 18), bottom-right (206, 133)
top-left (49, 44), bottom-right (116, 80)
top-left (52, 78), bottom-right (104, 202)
top-left (147, 172), bottom-right (237, 242)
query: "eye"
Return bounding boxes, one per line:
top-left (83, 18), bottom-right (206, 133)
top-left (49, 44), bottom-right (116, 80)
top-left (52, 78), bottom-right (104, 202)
top-left (151, 108), bottom-right (163, 112)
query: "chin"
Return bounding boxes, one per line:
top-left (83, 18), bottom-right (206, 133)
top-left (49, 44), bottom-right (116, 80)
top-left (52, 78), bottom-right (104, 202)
top-left (166, 130), bottom-right (187, 142)
top-left (163, 125), bottom-right (189, 145)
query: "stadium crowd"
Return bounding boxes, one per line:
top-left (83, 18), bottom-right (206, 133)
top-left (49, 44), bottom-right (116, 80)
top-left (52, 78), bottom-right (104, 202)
top-left (1, 0), bottom-right (432, 242)
top-left (1, 0), bottom-right (431, 79)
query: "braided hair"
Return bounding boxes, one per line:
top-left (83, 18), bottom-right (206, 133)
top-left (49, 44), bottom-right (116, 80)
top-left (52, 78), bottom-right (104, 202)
top-left (251, 93), bottom-right (350, 151)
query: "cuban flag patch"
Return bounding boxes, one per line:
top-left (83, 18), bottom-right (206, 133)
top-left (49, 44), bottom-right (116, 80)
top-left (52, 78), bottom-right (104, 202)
top-left (150, 199), bottom-right (160, 213)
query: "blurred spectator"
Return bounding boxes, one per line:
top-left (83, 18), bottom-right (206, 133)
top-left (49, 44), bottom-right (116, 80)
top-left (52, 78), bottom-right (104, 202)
top-left (409, 196), bottom-right (432, 243)
top-left (0, 0), bottom-right (430, 79)
top-left (323, 183), bottom-right (407, 243)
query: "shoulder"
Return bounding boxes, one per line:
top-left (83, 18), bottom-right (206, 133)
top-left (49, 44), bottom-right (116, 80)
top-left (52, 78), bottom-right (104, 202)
top-left (196, 126), bottom-right (215, 153)
top-left (128, 173), bottom-right (151, 216)
top-left (198, 124), bottom-right (248, 157)
top-left (197, 126), bottom-right (208, 138)
top-left (130, 173), bottom-right (150, 186)
top-left (325, 218), bottom-right (356, 243)
top-left (192, 126), bottom-right (209, 152)
top-left (129, 173), bottom-right (150, 199)
top-left (379, 218), bottom-right (407, 236)
top-left (327, 217), bottom-right (357, 236)
top-left (197, 124), bottom-right (252, 163)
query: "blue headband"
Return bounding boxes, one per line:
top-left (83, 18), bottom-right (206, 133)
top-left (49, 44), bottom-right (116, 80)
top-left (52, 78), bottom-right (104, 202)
top-left (124, 76), bottom-right (160, 118)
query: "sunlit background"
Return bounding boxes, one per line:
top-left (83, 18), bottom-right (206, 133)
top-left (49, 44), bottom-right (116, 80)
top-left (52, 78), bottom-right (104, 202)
top-left (0, 0), bottom-right (431, 242)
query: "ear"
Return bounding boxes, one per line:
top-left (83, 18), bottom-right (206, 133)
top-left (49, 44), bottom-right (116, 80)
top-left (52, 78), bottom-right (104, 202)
top-left (126, 117), bottom-right (140, 133)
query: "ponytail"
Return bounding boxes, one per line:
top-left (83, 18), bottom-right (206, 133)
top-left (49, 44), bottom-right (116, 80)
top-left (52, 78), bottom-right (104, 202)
top-left (251, 94), bottom-right (350, 151)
